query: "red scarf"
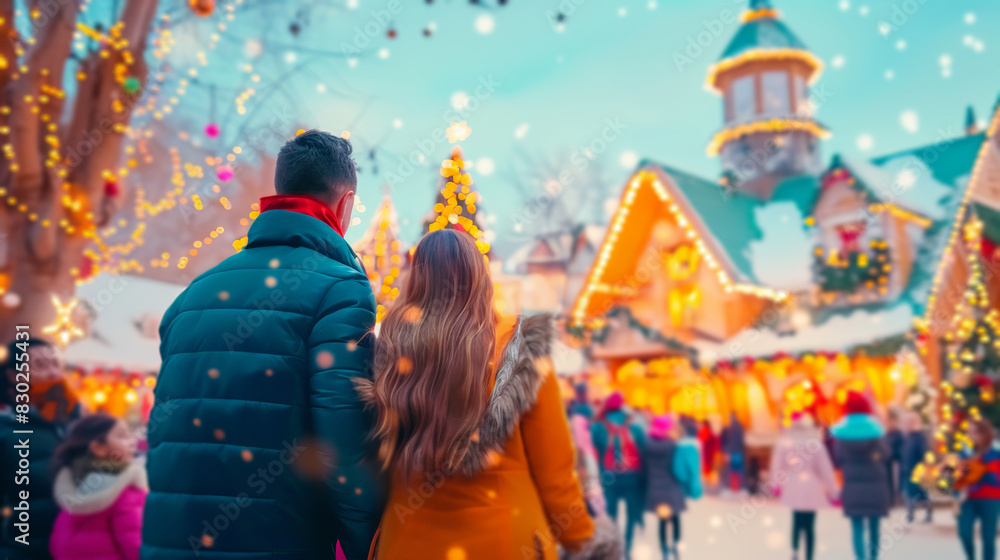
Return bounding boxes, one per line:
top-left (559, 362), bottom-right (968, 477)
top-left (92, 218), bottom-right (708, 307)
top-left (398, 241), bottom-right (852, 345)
top-left (259, 194), bottom-right (345, 237)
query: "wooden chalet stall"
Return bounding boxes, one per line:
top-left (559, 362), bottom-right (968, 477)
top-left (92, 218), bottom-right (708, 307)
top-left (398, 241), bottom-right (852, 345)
top-left (568, 0), bottom-right (1000, 458)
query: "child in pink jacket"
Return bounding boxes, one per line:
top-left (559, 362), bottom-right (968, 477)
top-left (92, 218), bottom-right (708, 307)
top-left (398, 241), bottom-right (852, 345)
top-left (49, 413), bottom-right (146, 560)
top-left (769, 412), bottom-right (839, 560)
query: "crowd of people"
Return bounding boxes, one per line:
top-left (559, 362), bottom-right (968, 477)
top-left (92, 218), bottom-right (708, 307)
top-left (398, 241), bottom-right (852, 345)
top-left (564, 385), bottom-right (1000, 560)
top-left (0, 131), bottom-right (998, 560)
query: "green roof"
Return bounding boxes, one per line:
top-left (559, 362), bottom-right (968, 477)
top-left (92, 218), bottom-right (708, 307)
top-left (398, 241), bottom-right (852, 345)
top-left (641, 160), bottom-right (762, 283)
top-left (871, 132), bottom-right (985, 188)
top-left (772, 174), bottom-right (820, 217)
top-left (720, 16), bottom-right (809, 60)
top-left (976, 202), bottom-right (1000, 244)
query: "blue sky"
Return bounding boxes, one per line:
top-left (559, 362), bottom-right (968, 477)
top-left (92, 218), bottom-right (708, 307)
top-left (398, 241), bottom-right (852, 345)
top-left (163, 0), bottom-right (1000, 255)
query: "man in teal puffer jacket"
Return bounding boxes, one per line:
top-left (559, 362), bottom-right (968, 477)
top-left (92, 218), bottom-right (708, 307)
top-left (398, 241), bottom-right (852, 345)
top-left (141, 130), bottom-right (383, 560)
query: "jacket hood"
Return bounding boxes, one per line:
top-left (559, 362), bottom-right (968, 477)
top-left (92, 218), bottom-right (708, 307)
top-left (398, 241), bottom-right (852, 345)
top-left (831, 413), bottom-right (885, 441)
top-left (357, 314), bottom-right (554, 478)
top-left (53, 459), bottom-right (148, 515)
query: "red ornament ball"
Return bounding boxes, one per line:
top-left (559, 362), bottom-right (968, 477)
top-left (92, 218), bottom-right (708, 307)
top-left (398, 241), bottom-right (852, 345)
top-left (205, 123), bottom-right (220, 138)
top-left (189, 0), bottom-right (215, 17)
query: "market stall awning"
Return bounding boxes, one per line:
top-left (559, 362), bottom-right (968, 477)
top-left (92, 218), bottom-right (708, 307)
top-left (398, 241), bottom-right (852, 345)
top-left (65, 274), bottom-right (185, 372)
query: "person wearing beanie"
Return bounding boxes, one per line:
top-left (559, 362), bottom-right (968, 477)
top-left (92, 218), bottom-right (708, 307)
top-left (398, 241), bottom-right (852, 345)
top-left (770, 412), bottom-right (839, 560)
top-left (644, 415), bottom-right (703, 560)
top-left (831, 391), bottom-right (891, 560)
top-left (591, 392), bottom-right (646, 556)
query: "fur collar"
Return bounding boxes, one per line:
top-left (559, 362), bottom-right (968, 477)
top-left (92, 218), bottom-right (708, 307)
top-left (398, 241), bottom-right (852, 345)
top-left (53, 459), bottom-right (148, 514)
top-left (457, 313), bottom-right (553, 476)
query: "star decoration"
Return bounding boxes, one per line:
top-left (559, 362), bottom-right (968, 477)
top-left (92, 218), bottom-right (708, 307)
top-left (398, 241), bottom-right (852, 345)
top-left (42, 295), bottom-right (85, 348)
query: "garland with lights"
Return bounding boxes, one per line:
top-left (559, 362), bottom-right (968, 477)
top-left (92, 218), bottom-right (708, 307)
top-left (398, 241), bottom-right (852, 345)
top-left (812, 238), bottom-right (891, 295)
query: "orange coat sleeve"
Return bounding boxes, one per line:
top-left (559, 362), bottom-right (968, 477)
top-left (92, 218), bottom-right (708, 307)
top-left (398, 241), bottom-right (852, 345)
top-left (519, 357), bottom-right (595, 551)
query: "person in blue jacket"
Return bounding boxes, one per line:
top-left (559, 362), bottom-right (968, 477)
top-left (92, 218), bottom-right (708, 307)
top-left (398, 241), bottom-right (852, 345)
top-left (591, 392), bottom-right (646, 556)
top-left (832, 392), bottom-right (891, 560)
top-left (142, 131), bottom-right (384, 560)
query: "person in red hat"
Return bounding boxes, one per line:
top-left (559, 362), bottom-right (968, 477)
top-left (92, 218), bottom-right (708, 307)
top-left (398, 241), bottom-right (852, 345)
top-left (831, 391), bottom-right (892, 560)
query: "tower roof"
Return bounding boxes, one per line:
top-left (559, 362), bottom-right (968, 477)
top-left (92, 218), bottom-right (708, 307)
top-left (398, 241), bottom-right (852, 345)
top-left (719, 15), bottom-right (807, 60)
top-left (707, 0), bottom-right (821, 91)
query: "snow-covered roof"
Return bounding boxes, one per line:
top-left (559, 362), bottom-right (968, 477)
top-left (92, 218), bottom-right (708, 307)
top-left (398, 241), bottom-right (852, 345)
top-left (695, 303), bottom-right (914, 364)
top-left (65, 274), bottom-right (184, 372)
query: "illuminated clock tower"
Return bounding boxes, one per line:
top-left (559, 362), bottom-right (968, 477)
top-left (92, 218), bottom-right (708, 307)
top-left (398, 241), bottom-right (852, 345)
top-left (707, 0), bottom-right (828, 200)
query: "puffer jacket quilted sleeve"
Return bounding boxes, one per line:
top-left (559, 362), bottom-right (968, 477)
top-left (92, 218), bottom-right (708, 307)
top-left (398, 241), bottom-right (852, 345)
top-left (308, 278), bottom-right (383, 560)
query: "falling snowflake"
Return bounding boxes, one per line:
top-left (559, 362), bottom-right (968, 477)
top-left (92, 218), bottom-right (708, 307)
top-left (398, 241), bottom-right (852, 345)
top-left (619, 151), bottom-right (639, 169)
top-left (900, 110), bottom-right (919, 133)
top-left (896, 169), bottom-right (918, 189)
top-left (885, 69), bottom-right (895, 80)
top-left (285, 51), bottom-right (297, 63)
top-left (244, 39), bottom-right (262, 58)
top-left (392, 119), bottom-right (404, 129)
top-left (475, 14), bottom-right (495, 35)
top-left (347, 58), bottom-right (358, 68)
top-left (832, 55), bottom-right (846, 68)
top-left (859, 5), bottom-right (869, 16)
top-left (839, 0), bottom-right (850, 11)
top-left (347, 0), bottom-right (359, 8)
top-left (451, 91), bottom-right (471, 111)
top-left (648, 1), bottom-right (658, 9)
top-left (378, 48), bottom-right (390, 59)
top-left (477, 157), bottom-right (496, 176)
top-left (316, 83), bottom-right (326, 93)
top-left (514, 123), bottom-right (530, 139)
top-left (878, 22), bottom-right (891, 36)
top-left (617, 7), bottom-right (627, 17)
top-left (896, 39), bottom-right (907, 50)
top-left (965, 12), bottom-right (976, 25)
top-left (856, 134), bottom-right (874, 151)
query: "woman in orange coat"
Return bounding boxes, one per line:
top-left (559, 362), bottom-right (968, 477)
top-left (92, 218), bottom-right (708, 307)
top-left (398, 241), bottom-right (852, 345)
top-left (357, 229), bottom-right (618, 560)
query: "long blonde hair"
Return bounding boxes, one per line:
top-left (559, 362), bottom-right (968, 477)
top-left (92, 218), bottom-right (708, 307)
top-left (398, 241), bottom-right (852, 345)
top-left (369, 229), bottom-right (498, 481)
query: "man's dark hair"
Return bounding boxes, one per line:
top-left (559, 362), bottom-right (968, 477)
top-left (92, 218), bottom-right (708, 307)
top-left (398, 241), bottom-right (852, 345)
top-left (274, 130), bottom-right (357, 202)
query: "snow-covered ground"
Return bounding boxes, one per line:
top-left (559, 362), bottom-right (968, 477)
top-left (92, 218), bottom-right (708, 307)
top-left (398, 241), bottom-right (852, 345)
top-left (617, 496), bottom-right (966, 559)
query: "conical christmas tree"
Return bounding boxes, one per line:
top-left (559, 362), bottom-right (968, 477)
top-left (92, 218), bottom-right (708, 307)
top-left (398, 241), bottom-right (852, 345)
top-left (355, 194), bottom-right (407, 323)
top-left (423, 146), bottom-right (491, 256)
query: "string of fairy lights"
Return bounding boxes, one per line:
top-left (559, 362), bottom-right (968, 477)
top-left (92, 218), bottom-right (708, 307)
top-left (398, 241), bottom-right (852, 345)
top-left (571, 169), bottom-right (787, 329)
